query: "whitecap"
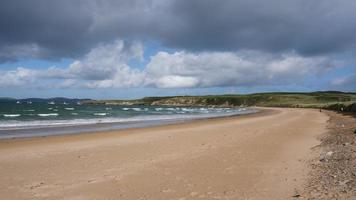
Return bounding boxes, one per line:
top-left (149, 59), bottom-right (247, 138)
top-left (94, 113), bottom-right (107, 116)
top-left (38, 113), bottom-right (58, 117)
top-left (0, 108), bottom-right (257, 133)
top-left (132, 108), bottom-right (141, 111)
top-left (24, 109), bottom-right (35, 112)
top-left (71, 113), bottom-right (78, 115)
top-left (65, 108), bottom-right (75, 110)
top-left (3, 114), bottom-right (21, 117)
top-left (122, 108), bottom-right (130, 111)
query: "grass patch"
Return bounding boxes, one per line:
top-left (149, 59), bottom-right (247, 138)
top-left (85, 91), bottom-right (356, 113)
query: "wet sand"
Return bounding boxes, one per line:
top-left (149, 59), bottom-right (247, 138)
top-left (0, 108), bottom-right (328, 200)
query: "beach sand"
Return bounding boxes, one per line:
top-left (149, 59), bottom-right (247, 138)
top-left (0, 108), bottom-right (328, 200)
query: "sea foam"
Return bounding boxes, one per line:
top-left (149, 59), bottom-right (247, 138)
top-left (94, 113), bottom-right (107, 116)
top-left (38, 113), bottom-right (58, 117)
top-left (3, 114), bottom-right (21, 117)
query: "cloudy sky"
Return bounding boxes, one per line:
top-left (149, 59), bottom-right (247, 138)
top-left (0, 0), bottom-right (356, 99)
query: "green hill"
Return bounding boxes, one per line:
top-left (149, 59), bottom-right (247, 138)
top-left (84, 91), bottom-right (356, 112)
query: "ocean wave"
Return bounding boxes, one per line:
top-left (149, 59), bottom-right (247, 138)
top-left (94, 113), bottom-right (107, 116)
top-left (0, 108), bottom-right (257, 131)
top-left (24, 109), bottom-right (35, 112)
top-left (3, 114), bottom-right (21, 117)
top-left (38, 113), bottom-right (58, 117)
top-left (181, 108), bottom-right (195, 112)
top-left (122, 107), bottom-right (143, 111)
top-left (0, 115), bottom-right (184, 129)
top-left (65, 108), bottom-right (75, 110)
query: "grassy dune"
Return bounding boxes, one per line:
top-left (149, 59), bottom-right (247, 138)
top-left (85, 91), bottom-right (356, 112)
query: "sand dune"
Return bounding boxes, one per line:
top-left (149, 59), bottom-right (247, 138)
top-left (0, 108), bottom-right (328, 200)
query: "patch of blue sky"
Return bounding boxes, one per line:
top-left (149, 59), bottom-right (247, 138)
top-left (0, 58), bottom-right (73, 70)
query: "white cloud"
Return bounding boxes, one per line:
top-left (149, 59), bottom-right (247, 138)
top-left (0, 41), bottom-right (336, 90)
top-left (154, 75), bottom-right (199, 88)
top-left (70, 40), bottom-right (144, 88)
top-left (0, 67), bottom-right (37, 87)
top-left (65, 40), bottom-right (143, 81)
top-left (0, 40), bottom-right (145, 89)
top-left (145, 51), bottom-right (334, 88)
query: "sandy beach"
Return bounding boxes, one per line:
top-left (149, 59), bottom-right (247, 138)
top-left (0, 108), bottom-right (329, 200)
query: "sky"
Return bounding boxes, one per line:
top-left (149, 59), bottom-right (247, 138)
top-left (0, 0), bottom-right (356, 99)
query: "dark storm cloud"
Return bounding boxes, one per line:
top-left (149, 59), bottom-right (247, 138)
top-left (0, 0), bottom-right (94, 61)
top-left (167, 0), bottom-right (356, 55)
top-left (1, 0), bottom-right (356, 62)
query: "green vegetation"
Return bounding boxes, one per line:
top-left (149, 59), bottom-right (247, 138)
top-left (84, 91), bottom-right (356, 113)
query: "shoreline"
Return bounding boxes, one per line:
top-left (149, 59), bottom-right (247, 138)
top-left (0, 108), bottom-right (328, 199)
top-left (0, 107), bottom-right (264, 142)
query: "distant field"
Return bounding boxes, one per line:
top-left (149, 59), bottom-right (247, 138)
top-left (85, 91), bottom-right (356, 112)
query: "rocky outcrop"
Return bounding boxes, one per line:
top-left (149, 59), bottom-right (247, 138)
top-left (151, 97), bottom-right (204, 106)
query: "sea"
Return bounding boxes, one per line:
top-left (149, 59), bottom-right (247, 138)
top-left (0, 101), bottom-right (257, 139)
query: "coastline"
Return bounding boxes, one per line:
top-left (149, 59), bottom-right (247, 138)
top-left (0, 108), bottom-right (328, 199)
top-left (0, 107), bottom-right (262, 141)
